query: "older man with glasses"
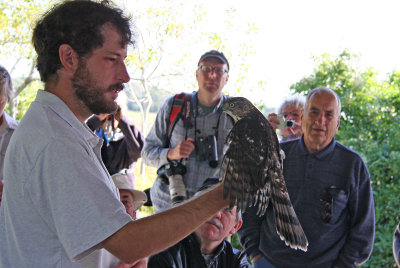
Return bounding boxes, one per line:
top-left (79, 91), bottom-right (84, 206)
top-left (268, 95), bottom-right (305, 141)
top-left (142, 50), bottom-right (234, 213)
top-left (238, 87), bottom-right (375, 268)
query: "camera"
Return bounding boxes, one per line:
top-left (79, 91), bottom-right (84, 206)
top-left (164, 161), bottom-right (187, 177)
top-left (156, 161), bottom-right (187, 184)
top-left (156, 161), bottom-right (187, 205)
top-left (196, 135), bottom-right (218, 168)
top-left (277, 115), bottom-right (295, 130)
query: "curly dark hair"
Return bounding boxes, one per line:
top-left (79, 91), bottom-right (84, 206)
top-left (32, 0), bottom-right (134, 82)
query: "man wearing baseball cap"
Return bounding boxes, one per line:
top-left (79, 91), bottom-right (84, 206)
top-left (112, 170), bottom-right (147, 220)
top-left (142, 50), bottom-right (234, 212)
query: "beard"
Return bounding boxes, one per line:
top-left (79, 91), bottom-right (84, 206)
top-left (72, 59), bottom-right (123, 115)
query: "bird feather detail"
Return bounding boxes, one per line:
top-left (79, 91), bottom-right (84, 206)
top-left (220, 97), bottom-right (308, 251)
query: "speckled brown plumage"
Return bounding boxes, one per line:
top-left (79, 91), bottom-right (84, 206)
top-left (221, 97), bottom-right (308, 251)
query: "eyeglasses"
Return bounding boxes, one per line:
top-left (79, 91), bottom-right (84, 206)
top-left (198, 65), bottom-right (228, 75)
top-left (281, 110), bottom-right (302, 119)
top-left (320, 191), bottom-right (332, 223)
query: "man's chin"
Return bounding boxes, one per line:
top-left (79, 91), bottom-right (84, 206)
top-left (203, 85), bottom-right (219, 92)
top-left (89, 102), bottom-right (118, 115)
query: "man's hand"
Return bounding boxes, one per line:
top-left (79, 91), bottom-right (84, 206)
top-left (114, 105), bottom-right (124, 122)
top-left (167, 138), bottom-right (195, 160)
top-left (267, 113), bottom-right (279, 130)
top-left (96, 113), bottom-right (109, 121)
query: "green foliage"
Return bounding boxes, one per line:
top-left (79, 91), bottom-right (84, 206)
top-left (231, 233), bottom-right (243, 251)
top-left (291, 49), bottom-right (400, 267)
top-left (6, 80), bottom-right (41, 121)
top-left (0, 0), bottom-right (53, 119)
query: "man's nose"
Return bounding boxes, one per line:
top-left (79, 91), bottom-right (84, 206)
top-left (119, 63), bottom-right (130, 83)
top-left (214, 210), bottom-right (223, 219)
top-left (207, 69), bottom-right (217, 78)
top-left (286, 114), bottom-right (295, 120)
top-left (316, 112), bottom-right (326, 125)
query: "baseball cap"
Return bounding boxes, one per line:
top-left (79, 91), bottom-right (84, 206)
top-left (198, 50), bottom-right (230, 71)
top-left (111, 172), bottom-right (147, 211)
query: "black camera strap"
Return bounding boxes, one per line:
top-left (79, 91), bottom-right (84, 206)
top-left (182, 93), bottom-right (194, 136)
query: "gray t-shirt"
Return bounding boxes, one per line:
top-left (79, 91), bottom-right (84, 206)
top-left (0, 90), bottom-right (132, 267)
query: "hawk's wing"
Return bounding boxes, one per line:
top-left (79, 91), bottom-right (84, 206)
top-left (220, 116), bottom-right (272, 213)
top-left (220, 112), bottom-right (309, 251)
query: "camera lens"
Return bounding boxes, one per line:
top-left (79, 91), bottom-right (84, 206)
top-left (286, 120), bottom-right (294, 128)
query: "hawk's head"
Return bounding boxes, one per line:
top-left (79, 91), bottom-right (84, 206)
top-left (221, 97), bottom-right (256, 122)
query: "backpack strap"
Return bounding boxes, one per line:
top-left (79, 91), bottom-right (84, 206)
top-left (166, 93), bottom-right (194, 146)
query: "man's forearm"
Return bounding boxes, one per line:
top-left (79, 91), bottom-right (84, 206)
top-left (102, 183), bottom-right (229, 264)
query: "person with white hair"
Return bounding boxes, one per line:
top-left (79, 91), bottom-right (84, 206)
top-left (239, 87), bottom-right (374, 268)
top-left (0, 65), bottom-right (18, 183)
top-left (268, 95), bottom-right (305, 141)
top-left (0, 65), bottom-right (18, 208)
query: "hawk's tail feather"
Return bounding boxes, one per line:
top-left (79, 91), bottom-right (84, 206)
top-left (269, 175), bottom-right (308, 252)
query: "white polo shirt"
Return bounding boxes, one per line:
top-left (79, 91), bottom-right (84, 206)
top-left (0, 90), bottom-right (132, 267)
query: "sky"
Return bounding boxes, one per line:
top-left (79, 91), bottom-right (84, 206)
top-left (4, 0), bottom-right (400, 110)
top-left (197, 0), bottom-right (400, 108)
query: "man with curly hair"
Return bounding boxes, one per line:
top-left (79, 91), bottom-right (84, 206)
top-left (0, 1), bottom-right (229, 267)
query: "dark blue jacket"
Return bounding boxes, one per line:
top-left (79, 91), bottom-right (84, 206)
top-left (238, 137), bottom-right (375, 268)
top-left (148, 233), bottom-right (250, 268)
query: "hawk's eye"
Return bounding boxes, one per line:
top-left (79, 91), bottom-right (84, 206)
top-left (229, 103), bottom-right (235, 108)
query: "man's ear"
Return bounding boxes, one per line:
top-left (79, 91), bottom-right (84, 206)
top-left (229, 219), bottom-right (243, 235)
top-left (59, 44), bottom-right (78, 74)
top-left (335, 116), bottom-right (341, 132)
top-left (225, 73), bottom-right (229, 83)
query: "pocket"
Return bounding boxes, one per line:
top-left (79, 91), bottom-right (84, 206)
top-left (330, 189), bottom-right (348, 224)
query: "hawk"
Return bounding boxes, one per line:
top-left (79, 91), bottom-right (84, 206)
top-left (220, 97), bottom-right (308, 251)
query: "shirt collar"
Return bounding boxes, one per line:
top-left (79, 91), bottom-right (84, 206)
top-left (2, 111), bottom-right (18, 130)
top-left (36, 90), bottom-right (102, 148)
top-left (191, 232), bottom-right (227, 259)
top-left (193, 92), bottom-right (228, 115)
top-left (298, 135), bottom-right (337, 159)
top-left (0, 111), bottom-right (18, 134)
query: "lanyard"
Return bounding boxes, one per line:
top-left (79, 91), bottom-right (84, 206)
top-left (192, 92), bottom-right (222, 142)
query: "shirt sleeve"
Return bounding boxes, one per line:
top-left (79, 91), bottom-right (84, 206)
top-left (333, 160), bottom-right (375, 267)
top-left (26, 136), bottom-right (132, 261)
top-left (237, 205), bottom-right (263, 261)
top-left (141, 97), bottom-right (174, 168)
